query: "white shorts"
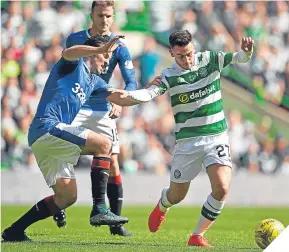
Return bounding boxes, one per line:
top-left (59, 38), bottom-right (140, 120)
top-left (171, 131), bottom-right (232, 183)
top-left (72, 109), bottom-right (120, 154)
top-left (31, 123), bottom-right (89, 187)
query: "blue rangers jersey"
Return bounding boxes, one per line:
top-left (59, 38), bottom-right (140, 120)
top-left (28, 57), bottom-right (110, 146)
top-left (66, 30), bottom-right (137, 111)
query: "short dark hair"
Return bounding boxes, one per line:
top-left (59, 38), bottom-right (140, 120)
top-left (84, 35), bottom-right (111, 47)
top-left (169, 30), bottom-right (192, 47)
top-left (91, 1), bottom-right (114, 12)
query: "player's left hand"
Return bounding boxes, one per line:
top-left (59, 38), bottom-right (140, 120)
top-left (241, 37), bottom-right (254, 53)
top-left (109, 103), bottom-right (123, 119)
top-left (102, 35), bottom-right (125, 54)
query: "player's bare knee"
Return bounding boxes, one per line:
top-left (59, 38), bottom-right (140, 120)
top-left (98, 137), bottom-right (112, 155)
top-left (86, 131), bottom-right (112, 155)
top-left (212, 184), bottom-right (229, 201)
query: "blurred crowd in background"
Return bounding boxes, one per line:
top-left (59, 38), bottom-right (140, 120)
top-left (1, 1), bottom-right (289, 175)
top-left (150, 1), bottom-right (289, 107)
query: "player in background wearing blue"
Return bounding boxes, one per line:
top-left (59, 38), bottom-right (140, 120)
top-left (53, 1), bottom-right (137, 236)
top-left (1, 35), bottom-right (131, 242)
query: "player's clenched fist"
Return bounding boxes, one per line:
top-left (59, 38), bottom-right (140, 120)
top-left (241, 37), bottom-right (254, 53)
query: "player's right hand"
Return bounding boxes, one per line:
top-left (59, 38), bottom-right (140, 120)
top-left (102, 35), bottom-right (125, 53)
top-left (147, 75), bottom-right (162, 88)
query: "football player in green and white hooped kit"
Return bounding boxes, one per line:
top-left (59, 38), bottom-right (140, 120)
top-left (107, 29), bottom-right (254, 248)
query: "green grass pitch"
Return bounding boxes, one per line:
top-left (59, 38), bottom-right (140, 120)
top-left (1, 205), bottom-right (288, 251)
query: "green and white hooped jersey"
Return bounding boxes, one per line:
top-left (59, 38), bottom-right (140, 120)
top-left (158, 50), bottom-right (237, 141)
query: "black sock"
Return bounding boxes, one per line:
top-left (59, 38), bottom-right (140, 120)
top-left (107, 175), bottom-right (123, 216)
top-left (91, 157), bottom-right (111, 207)
top-left (11, 195), bottom-right (61, 231)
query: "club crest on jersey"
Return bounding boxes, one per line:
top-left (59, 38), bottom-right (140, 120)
top-left (198, 67), bottom-right (208, 78)
top-left (179, 93), bottom-right (189, 103)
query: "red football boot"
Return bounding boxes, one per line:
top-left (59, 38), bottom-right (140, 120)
top-left (148, 201), bottom-right (168, 232)
top-left (187, 234), bottom-right (214, 248)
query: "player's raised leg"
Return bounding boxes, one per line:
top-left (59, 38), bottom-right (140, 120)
top-left (53, 129), bottom-right (129, 227)
top-left (188, 164), bottom-right (232, 247)
top-left (107, 154), bottom-right (132, 236)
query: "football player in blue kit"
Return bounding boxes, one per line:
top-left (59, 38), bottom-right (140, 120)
top-left (1, 35), bottom-right (130, 242)
top-left (53, 0), bottom-right (137, 236)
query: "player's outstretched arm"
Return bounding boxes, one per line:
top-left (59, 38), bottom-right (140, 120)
top-left (218, 37), bottom-right (254, 70)
top-left (231, 37), bottom-right (254, 64)
top-left (62, 35), bottom-right (125, 61)
top-left (106, 76), bottom-right (165, 107)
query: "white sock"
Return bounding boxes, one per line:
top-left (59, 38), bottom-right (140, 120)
top-left (193, 194), bottom-right (225, 236)
top-left (158, 187), bottom-right (172, 212)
